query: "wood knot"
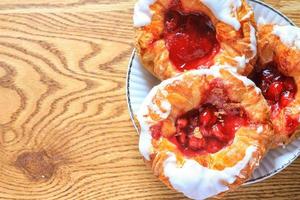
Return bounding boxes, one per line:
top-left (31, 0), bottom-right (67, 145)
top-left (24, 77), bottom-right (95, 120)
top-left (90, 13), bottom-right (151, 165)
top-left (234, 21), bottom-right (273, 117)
top-left (15, 150), bottom-right (56, 181)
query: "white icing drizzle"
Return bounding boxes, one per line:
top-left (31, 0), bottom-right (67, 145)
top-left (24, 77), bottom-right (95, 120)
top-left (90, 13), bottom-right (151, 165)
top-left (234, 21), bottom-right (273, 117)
top-left (241, 10), bottom-right (253, 21)
top-left (250, 25), bottom-right (257, 57)
top-left (137, 85), bottom-right (171, 160)
top-left (133, 0), bottom-right (155, 27)
top-left (201, 0), bottom-right (242, 30)
top-left (234, 55), bottom-right (247, 70)
top-left (256, 125), bottom-right (264, 134)
top-left (139, 126), bottom-right (154, 160)
top-left (227, 69), bottom-right (261, 94)
top-left (273, 25), bottom-right (300, 49)
top-left (163, 146), bottom-right (257, 200)
top-left (151, 98), bottom-right (172, 119)
top-left (233, 25), bottom-right (257, 70)
top-left (185, 66), bottom-right (222, 78)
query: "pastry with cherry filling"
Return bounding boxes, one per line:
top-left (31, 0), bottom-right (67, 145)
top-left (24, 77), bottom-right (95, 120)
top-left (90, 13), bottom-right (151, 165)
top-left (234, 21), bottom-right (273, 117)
top-left (134, 0), bottom-right (257, 80)
top-left (137, 65), bottom-right (273, 199)
top-left (250, 24), bottom-right (300, 146)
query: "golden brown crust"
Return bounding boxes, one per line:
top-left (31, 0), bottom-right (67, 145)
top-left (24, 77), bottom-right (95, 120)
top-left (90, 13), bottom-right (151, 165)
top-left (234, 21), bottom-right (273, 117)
top-left (257, 25), bottom-right (300, 75)
top-left (257, 25), bottom-right (300, 146)
top-left (135, 0), bottom-right (257, 80)
top-left (138, 67), bottom-right (273, 198)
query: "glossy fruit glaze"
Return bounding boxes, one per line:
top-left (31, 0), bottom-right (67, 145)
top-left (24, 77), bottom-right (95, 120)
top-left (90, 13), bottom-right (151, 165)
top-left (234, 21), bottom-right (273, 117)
top-left (251, 62), bottom-right (298, 135)
top-left (163, 1), bottom-right (220, 71)
top-left (150, 83), bottom-right (249, 157)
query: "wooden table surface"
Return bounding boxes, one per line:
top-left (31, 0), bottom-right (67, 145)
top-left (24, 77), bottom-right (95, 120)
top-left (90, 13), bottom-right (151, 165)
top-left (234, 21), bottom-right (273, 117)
top-left (0, 0), bottom-right (299, 199)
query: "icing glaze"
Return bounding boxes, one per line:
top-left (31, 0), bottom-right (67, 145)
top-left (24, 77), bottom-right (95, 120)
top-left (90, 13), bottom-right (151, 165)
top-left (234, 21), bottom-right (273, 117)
top-left (273, 25), bottom-right (300, 49)
top-left (151, 97), bottom-right (171, 119)
top-left (227, 68), bottom-right (261, 94)
top-left (233, 25), bottom-right (257, 70)
top-left (241, 10), bottom-right (253, 21)
top-left (133, 0), bottom-right (155, 27)
top-left (201, 0), bottom-right (242, 30)
top-left (234, 55), bottom-right (247, 70)
top-left (256, 125), bottom-right (264, 134)
top-left (163, 146), bottom-right (257, 200)
top-left (137, 85), bottom-right (171, 160)
top-left (250, 25), bottom-right (257, 57)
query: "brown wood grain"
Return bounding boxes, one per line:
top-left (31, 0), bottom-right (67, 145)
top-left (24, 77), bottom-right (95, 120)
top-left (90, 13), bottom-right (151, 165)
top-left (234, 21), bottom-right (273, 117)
top-left (0, 0), bottom-right (298, 199)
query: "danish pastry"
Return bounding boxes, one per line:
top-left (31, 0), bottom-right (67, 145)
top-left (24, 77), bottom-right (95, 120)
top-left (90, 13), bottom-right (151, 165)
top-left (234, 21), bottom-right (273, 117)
top-left (134, 0), bottom-right (257, 80)
top-left (250, 24), bottom-right (300, 146)
top-left (137, 66), bottom-right (273, 199)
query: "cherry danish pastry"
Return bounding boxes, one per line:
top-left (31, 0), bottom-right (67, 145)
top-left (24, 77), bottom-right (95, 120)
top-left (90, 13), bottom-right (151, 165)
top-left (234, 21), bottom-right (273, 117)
top-left (137, 66), bottom-right (273, 199)
top-left (134, 0), bottom-right (257, 80)
top-left (250, 25), bottom-right (300, 146)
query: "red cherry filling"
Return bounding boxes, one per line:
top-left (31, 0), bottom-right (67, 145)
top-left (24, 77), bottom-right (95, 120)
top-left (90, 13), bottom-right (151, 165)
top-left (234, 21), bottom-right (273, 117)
top-left (199, 106), bottom-right (217, 127)
top-left (163, 7), bottom-right (220, 71)
top-left (173, 104), bottom-right (249, 156)
top-left (251, 62), bottom-right (299, 135)
top-left (265, 82), bottom-right (284, 102)
top-left (149, 104), bottom-right (249, 157)
top-left (252, 62), bottom-right (297, 107)
top-left (286, 115), bottom-right (299, 136)
top-left (150, 122), bottom-right (162, 140)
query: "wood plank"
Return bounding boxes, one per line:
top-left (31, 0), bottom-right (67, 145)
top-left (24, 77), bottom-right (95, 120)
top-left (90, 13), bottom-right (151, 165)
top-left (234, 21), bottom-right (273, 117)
top-left (0, 0), bottom-right (298, 199)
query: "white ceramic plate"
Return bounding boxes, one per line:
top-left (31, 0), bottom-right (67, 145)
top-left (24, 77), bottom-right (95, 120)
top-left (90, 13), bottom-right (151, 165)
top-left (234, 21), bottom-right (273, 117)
top-left (126, 0), bottom-right (300, 184)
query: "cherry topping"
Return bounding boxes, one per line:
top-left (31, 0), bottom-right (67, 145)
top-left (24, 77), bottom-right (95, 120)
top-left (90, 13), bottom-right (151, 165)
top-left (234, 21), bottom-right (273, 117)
top-left (265, 82), bottom-right (284, 102)
top-left (150, 123), bottom-right (162, 140)
top-left (168, 104), bottom-right (248, 157)
top-left (252, 62), bottom-right (297, 110)
top-left (206, 138), bottom-right (223, 154)
top-left (286, 116), bottom-right (299, 136)
top-left (189, 136), bottom-right (206, 150)
top-left (284, 77), bottom-right (297, 92)
top-left (262, 68), bottom-right (281, 82)
top-left (177, 131), bottom-right (188, 146)
top-left (176, 118), bottom-right (188, 128)
top-left (211, 123), bottom-right (227, 142)
top-left (163, 7), bottom-right (219, 71)
top-left (250, 62), bottom-right (299, 136)
top-left (199, 106), bottom-right (217, 127)
top-left (280, 91), bottom-right (294, 107)
top-left (223, 115), bottom-right (248, 136)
